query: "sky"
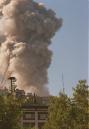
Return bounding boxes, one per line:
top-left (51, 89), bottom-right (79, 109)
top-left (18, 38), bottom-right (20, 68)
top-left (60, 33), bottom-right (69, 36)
top-left (0, 0), bottom-right (88, 96)
top-left (35, 0), bottom-right (88, 96)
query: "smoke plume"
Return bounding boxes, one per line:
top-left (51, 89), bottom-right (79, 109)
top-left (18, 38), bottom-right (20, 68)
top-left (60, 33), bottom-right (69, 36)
top-left (0, 0), bottom-right (62, 96)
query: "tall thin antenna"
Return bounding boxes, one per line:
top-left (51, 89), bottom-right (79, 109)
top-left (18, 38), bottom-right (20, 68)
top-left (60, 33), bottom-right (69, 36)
top-left (62, 73), bottom-right (65, 93)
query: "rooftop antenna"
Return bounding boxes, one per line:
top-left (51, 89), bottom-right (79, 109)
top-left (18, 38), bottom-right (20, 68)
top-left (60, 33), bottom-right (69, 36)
top-left (62, 73), bottom-right (65, 93)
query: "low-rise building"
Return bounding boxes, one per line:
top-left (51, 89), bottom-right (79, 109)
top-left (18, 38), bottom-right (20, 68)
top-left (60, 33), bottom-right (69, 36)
top-left (21, 104), bottom-right (48, 129)
top-left (1, 77), bottom-right (49, 129)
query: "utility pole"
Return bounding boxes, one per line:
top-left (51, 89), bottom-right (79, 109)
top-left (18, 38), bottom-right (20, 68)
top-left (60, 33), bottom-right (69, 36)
top-left (62, 73), bottom-right (65, 93)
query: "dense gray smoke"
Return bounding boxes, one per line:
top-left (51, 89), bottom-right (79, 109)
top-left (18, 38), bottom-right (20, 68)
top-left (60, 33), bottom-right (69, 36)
top-left (0, 0), bottom-right (62, 96)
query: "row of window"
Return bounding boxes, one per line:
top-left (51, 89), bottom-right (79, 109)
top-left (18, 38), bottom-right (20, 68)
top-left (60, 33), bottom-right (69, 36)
top-left (23, 112), bottom-right (48, 120)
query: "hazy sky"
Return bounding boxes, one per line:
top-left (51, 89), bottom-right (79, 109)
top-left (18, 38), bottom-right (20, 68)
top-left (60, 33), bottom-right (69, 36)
top-left (0, 0), bottom-right (88, 96)
top-left (36, 0), bottom-right (88, 96)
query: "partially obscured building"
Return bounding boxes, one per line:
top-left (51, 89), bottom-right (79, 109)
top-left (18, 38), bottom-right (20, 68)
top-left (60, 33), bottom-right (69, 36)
top-left (21, 103), bottom-right (48, 129)
top-left (1, 77), bottom-right (49, 129)
top-left (15, 89), bottom-right (25, 98)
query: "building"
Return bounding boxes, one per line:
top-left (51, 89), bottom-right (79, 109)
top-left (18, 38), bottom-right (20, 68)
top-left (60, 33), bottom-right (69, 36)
top-left (0, 88), bottom-right (49, 129)
top-left (15, 89), bottom-right (25, 98)
top-left (6, 77), bottom-right (49, 129)
top-left (21, 103), bottom-right (48, 129)
top-left (21, 95), bottom-right (49, 129)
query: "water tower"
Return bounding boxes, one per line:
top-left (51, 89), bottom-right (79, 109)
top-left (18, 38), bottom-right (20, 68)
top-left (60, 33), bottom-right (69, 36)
top-left (8, 77), bottom-right (16, 94)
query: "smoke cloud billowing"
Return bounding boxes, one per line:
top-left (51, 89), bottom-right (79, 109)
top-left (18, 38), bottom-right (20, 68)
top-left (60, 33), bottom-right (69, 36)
top-left (0, 0), bottom-right (62, 96)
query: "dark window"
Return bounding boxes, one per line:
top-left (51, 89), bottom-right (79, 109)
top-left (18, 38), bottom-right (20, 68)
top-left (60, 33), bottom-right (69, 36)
top-left (38, 112), bottom-right (48, 120)
top-left (23, 112), bottom-right (35, 120)
top-left (23, 122), bottom-right (35, 128)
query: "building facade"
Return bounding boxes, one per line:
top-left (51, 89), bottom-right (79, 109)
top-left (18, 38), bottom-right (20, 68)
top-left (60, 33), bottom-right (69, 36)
top-left (21, 104), bottom-right (48, 129)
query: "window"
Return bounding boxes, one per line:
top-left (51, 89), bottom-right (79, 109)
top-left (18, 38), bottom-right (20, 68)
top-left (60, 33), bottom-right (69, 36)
top-left (23, 122), bottom-right (35, 128)
top-left (38, 112), bottom-right (48, 120)
top-left (23, 112), bottom-right (35, 120)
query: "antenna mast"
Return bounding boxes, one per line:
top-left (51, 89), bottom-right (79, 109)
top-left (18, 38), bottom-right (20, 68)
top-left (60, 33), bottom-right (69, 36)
top-left (62, 73), bottom-right (65, 93)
